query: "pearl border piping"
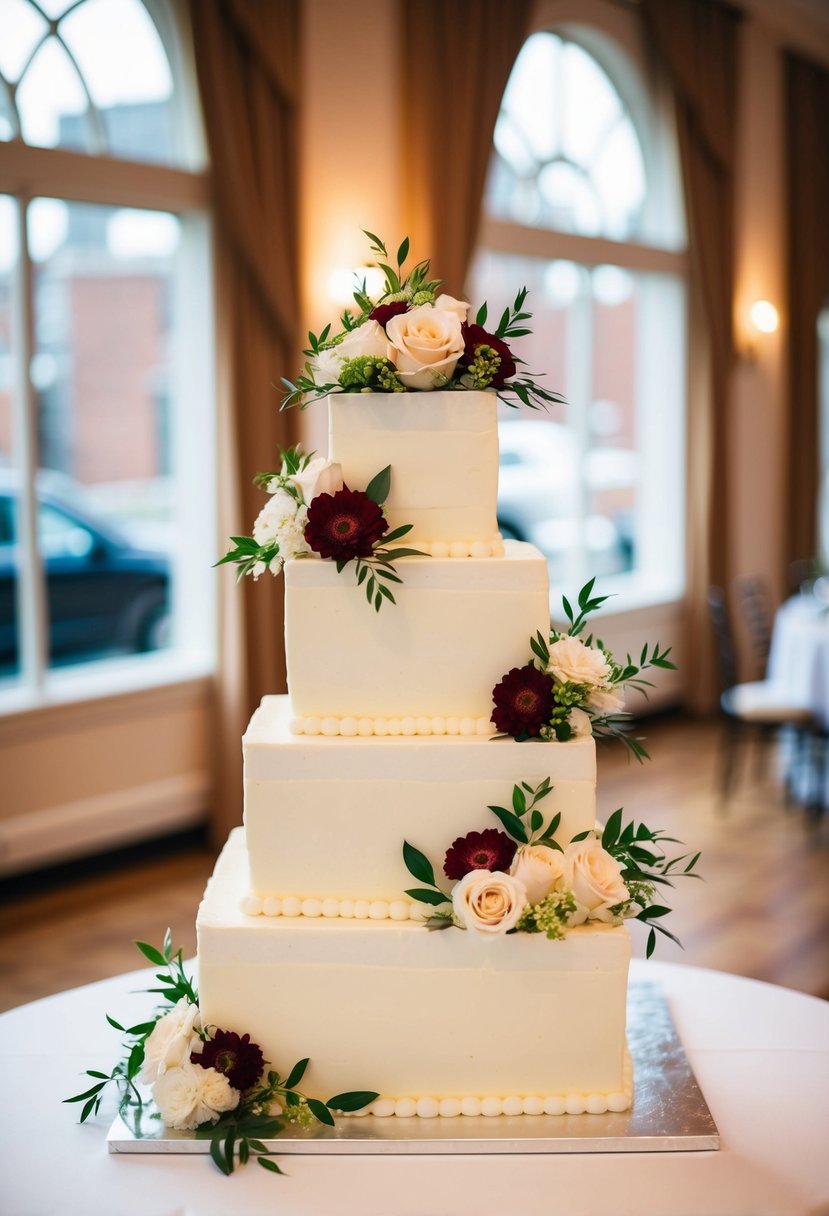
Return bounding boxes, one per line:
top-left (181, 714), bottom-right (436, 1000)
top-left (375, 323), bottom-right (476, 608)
top-left (415, 537), bottom-right (505, 559)
top-left (241, 894), bottom-right (425, 921)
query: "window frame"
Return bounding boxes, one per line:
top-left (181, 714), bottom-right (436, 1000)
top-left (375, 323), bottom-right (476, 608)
top-left (0, 0), bottom-right (214, 711)
top-left (477, 4), bottom-right (689, 613)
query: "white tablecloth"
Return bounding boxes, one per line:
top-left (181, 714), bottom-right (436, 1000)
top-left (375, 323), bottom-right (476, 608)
top-left (768, 595), bottom-right (829, 725)
top-left (1, 961), bottom-right (828, 1216)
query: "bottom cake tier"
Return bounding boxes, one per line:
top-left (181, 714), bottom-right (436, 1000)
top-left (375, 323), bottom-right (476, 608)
top-left (197, 829), bottom-right (633, 1115)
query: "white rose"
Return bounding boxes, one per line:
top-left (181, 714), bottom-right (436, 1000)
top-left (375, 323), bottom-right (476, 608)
top-left (546, 635), bottom-right (611, 688)
top-left (434, 293), bottom-right (470, 323)
top-left (290, 457), bottom-right (343, 505)
top-left (152, 1061), bottom-right (203, 1129)
top-left (385, 302), bottom-right (465, 390)
top-left (452, 869), bottom-right (528, 936)
top-left (272, 503), bottom-right (310, 560)
top-left (252, 488), bottom-right (297, 546)
top-left (140, 998), bottom-right (202, 1084)
top-left (586, 686), bottom-right (626, 715)
top-left (509, 844), bottom-right (567, 905)
top-left (311, 320), bottom-right (389, 386)
top-left (193, 1066), bottom-right (240, 1124)
top-left (568, 707), bottom-right (594, 737)
top-left (563, 838), bottom-right (628, 924)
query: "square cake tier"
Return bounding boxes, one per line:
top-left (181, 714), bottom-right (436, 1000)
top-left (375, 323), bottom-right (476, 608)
top-left (244, 695), bottom-right (596, 904)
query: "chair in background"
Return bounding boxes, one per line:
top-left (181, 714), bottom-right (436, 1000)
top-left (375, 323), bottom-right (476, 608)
top-left (708, 586), bottom-right (818, 808)
top-left (734, 575), bottom-right (773, 680)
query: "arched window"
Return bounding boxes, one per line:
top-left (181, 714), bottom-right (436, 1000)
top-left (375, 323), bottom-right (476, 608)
top-left (470, 20), bottom-right (688, 608)
top-left (0, 0), bottom-right (213, 701)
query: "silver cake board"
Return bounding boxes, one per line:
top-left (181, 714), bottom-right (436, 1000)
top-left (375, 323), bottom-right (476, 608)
top-left (108, 981), bottom-right (719, 1156)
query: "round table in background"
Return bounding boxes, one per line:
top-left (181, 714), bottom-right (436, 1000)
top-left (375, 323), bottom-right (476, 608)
top-left (1, 960), bottom-right (827, 1216)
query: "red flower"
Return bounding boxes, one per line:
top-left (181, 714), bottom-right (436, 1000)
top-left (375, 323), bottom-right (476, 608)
top-left (491, 664), bottom-right (554, 738)
top-left (304, 487), bottom-right (388, 561)
top-left (191, 1029), bottom-right (264, 1092)
top-left (460, 322), bottom-right (517, 388)
top-left (444, 828), bottom-right (517, 880)
top-left (370, 300), bottom-right (409, 328)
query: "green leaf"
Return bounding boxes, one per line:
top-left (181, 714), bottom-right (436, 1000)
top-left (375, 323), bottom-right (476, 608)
top-left (134, 941), bottom-right (168, 967)
top-left (487, 804), bottom-right (528, 843)
top-left (210, 1135), bottom-right (231, 1176)
top-left (530, 809), bottom-right (543, 833)
top-left (105, 1014), bottom-right (125, 1032)
top-left (80, 1096), bottom-right (99, 1123)
top-left (512, 785), bottom-right (527, 816)
top-left (306, 1098), bottom-right (336, 1127)
top-left (402, 840), bottom-right (436, 886)
top-left (396, 236), bottom-right (410, 266)
top-left (404, 887), bottom-right (450, 906)
top-left (283, 1058), bottom-right (309, 1091)
top-left (476, 301), bottom-right (488, 326)
top-left (602, 808), bottom-right (623, 850)
top-left (64, 1082), bottom-right (106, 1104)
top-left (327, 1090), bottom-right (379, 1112)
top-left (258, 1156), bottom-right (285, 1174)
top-left (365, 465), bottom-right (391, 505)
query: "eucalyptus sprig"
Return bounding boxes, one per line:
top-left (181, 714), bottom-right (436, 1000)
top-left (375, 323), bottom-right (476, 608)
top-left (200, 1057), bottom-right (378, 1176)
top-left (63, 929), bottom-right (195, 1124)
top-left (486, 778), bottom-right (563, 850)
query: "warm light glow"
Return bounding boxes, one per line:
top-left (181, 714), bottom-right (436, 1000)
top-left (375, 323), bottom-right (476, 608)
top-left (749, 299), bottom-right (779, 335)
top-left (328, 266), bottom-right (385, 308)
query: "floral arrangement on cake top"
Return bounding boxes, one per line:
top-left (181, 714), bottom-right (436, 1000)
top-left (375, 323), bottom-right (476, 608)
top-left (280, 231), bottom-right (564, 412)
top-left (491, 579), bottom-right (675, 757)
top-left (64, 933), bottom-right (377, 1176)
top-left (403, 780), bottom-right (700, 957)
top-left (217, 446), bottom-right (423, 611)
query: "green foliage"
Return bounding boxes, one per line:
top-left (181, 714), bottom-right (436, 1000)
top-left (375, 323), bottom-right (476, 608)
top-left (487, 778), bottom-right (560, 848)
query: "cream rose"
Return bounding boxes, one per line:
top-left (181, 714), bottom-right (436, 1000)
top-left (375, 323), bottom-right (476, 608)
top-left (452, 869), bottom-right (528, 936)
top-left (312, 320), bottom-right (389, 386)
top-left (509, 844), bottom-right (567, 905)
top-left (567, 707), bottom-right (594, 738)
top-left (586, 685), bottom-right (626, 715)
top-left (563, 838), bottom-right (628, 924)
top-left (546, 635), bottom-right (612, 688)
top-left (433, 293), bottom-right (470, 323)
top-left (153, 1060), bottom-right (238, 1131)
top-left (290, 456), bottom-right (343, 505)
top-left (385, 303), bottom-right (465, 390)
top-left (140, 998), bottom-right (202, 1084)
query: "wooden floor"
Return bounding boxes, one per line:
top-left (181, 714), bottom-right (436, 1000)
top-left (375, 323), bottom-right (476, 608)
top-left (1, 712), bottom-right (828, 1013)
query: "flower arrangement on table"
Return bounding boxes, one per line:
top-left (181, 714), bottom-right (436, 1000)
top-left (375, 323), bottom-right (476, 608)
top-left (217, 447), bottom-right (423, 612)
top-left (403, 781), bottom-right (700, 957)
top-left (280, 231), bottom-right (563, 411)
top-left (491, 579), bottom-right (676, 757)
top-left (64, 934), bottom-right (377, 1176)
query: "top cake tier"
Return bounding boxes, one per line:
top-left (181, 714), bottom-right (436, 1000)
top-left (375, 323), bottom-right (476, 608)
top-left (328, 390), bottom-right (502, 557)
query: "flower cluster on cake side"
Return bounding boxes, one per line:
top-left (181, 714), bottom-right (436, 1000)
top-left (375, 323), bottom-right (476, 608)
top-left (217, 448), bottom-right (423, 611)
top-left (403, 781), bottom-right (700, 956)
top-left (491, 578), bottom-right (675, 757)
top-left (64, 933), bottom-right (377, 1176)
top-left (281, 231), bottom-right (563, 411)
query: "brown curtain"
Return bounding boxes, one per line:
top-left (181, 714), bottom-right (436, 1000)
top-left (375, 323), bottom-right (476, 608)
top-left (400, 0), bottom-right (533, 292)
top-left (189, 0), bottom-right (300, 843)
top-left (784, 50), bottom-right (829, 573)
top-left (641, 0), bottom-right (741, 711)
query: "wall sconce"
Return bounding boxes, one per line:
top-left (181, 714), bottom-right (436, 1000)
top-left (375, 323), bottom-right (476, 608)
top-left (741, 299), bottom-right (779, 361)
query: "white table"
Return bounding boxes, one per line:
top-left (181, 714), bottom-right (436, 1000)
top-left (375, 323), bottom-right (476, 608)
top-left (1, 960), bottom-right (827, 1216)
top-left (768, 594), bottom-right (829, 726)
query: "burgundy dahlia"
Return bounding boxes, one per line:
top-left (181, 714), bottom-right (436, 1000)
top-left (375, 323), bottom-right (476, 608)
top-left (460, 322), bottom-right (517, 388)
top-left (304, 486), bottom-right (388, 560)
top-left (491, 663), bottom-right (554, 739)
top-left (191, 1029), bottom-right (265, 1091)
top-left (444, 828), bottom-right (517, 880)
top-left (370, 300), bottom-right (409, 328)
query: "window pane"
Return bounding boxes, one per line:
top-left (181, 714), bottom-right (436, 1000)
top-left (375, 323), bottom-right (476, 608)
top-left (469, 249), bottom-right (685, 607)
top-left (0, 0), bottom-right (47, 84)
top-left (61, 0), bottom-right (176, 165)
top-left (28, 198), bottom-right (177, 670)
top-left (486, 31), bottom-right (647, 241)
top-left (16, 34), bottom-right (92, 151)
top-left (0, 196), bottom-right (20, 681)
